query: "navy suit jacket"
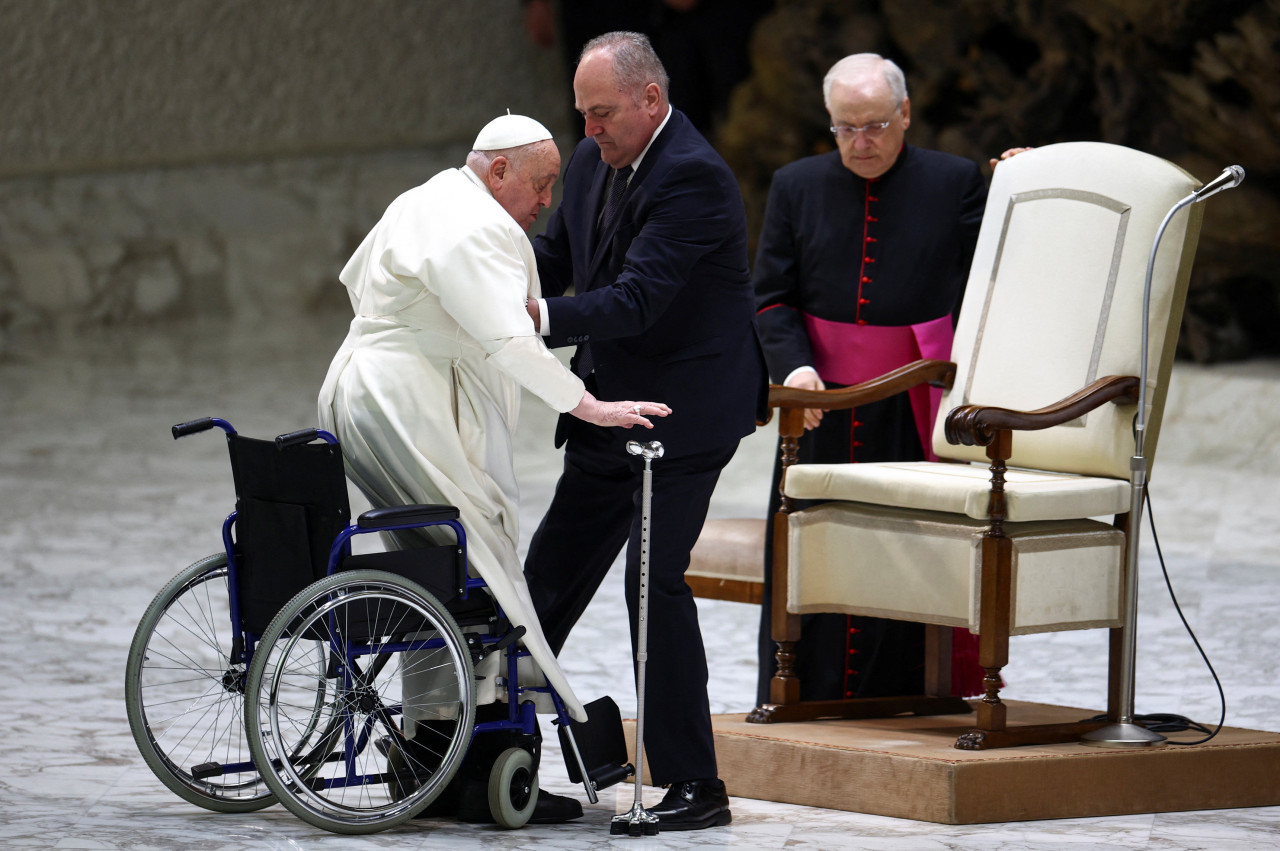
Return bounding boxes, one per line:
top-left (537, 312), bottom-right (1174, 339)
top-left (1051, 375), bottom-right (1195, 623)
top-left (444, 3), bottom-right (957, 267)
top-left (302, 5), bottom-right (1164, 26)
top-left (535, 108), bottom-right (768, 455)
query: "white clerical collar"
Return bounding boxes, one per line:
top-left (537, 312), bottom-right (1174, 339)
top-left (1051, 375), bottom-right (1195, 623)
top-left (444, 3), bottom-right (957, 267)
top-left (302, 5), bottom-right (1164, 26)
top-left (626, 104), bottom-right (672, 175)
top-left (460, 164), bottom-right (489, 194)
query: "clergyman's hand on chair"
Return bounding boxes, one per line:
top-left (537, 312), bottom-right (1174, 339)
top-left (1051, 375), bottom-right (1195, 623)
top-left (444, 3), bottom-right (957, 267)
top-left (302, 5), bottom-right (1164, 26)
top-left (785, 371), bottom-right (826, 431)
top-left (990, 147), bottom-right (1034, 170)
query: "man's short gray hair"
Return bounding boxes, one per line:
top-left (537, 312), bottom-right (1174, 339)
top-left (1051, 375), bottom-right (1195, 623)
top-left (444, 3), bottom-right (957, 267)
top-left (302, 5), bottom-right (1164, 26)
top-left (823, 54), bottom-right (908, 110)
top-left (579, 31), bottom-right (669, 104)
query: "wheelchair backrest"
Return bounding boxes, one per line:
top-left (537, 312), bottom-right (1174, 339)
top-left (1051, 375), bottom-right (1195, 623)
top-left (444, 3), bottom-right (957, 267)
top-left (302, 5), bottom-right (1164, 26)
top-left (226, 434), bottom-right (351, 634)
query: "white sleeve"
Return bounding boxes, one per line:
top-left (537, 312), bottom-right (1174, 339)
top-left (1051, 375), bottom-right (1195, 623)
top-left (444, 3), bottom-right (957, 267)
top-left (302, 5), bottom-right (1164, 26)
top-left (784, 365), bottom-right (819, 386)
top-left (380, 217), bottom-right (537, 345)
top-left (536, 298), bottom-right (550, 335)
top-left (382, 209), bottom-right (583, 411)
top-left (488, 336), bottom-right (584, 412)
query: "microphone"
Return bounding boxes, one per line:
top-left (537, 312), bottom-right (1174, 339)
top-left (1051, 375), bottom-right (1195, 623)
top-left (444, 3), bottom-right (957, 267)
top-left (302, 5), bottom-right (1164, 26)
top-left (1193, 165), bottom-right (1245, 202)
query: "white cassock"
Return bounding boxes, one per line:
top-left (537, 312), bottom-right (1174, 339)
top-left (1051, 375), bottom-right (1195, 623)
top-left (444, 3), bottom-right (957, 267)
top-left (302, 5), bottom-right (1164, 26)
top-left (317, 166), bottom-right (588, 722)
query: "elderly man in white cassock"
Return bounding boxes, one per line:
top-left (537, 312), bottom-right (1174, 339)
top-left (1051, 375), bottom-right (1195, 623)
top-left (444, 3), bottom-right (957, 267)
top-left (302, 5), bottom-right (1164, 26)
top-left (318, 113), bottom-right (669, 824)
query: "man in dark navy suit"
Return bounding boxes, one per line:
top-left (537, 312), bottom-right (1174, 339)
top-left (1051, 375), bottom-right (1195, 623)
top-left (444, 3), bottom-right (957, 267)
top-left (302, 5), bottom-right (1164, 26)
top-left (522, 31), bottom-right (766, 832)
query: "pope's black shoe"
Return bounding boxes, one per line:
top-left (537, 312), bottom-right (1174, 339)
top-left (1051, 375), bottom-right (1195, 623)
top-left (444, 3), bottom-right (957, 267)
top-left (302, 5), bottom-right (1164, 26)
top-left (649, 779), bottom-right (732, 831)
top-left (528, 789), bottom-right (584, 824)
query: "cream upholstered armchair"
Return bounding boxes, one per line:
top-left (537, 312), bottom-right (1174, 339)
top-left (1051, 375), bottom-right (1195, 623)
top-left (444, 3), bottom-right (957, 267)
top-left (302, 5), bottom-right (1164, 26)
top-left (751, 142), bottom-right (1205, 750)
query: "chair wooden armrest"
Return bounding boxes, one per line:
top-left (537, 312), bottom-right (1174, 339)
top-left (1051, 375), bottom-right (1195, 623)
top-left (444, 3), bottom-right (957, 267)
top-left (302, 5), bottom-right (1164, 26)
top-left (765, 359), bottom-right (956, 421)
top-left (945, 375), bottom-right (1140, 447)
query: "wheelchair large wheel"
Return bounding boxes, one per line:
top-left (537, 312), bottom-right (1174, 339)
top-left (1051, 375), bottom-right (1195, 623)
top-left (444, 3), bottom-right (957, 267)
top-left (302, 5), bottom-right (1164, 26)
top-left (246, 569), bottom-right (476, 834)
top-left (125, 555), bottom-right (275, 811)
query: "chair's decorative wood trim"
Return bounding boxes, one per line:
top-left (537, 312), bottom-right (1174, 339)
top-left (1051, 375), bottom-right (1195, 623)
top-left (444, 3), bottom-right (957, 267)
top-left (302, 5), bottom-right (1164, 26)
top-left (970, 431), bottom-right (1014, 740)
top-left (749, 695), bottom-right (971, 725)
top-left (766, 360), bottom-right (956, 414)
top-left (945, 374), bottom-right (1139, 447)
top-left (685, 575), bottom-right (763, 605)
top-left (765, 404), bottom-right (806, 708)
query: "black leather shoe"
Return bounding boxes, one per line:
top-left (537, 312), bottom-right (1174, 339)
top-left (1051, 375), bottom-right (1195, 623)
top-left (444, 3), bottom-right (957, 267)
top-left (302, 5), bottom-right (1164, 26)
top-left (529, 789), bottom-right (584, 824)
top-left (649, 778), bottom-right (732, 831)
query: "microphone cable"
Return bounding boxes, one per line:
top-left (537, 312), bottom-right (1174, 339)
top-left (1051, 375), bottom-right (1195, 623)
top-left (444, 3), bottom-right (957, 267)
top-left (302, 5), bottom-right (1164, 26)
top-left (1132, 487), bottom-right (1226, 745)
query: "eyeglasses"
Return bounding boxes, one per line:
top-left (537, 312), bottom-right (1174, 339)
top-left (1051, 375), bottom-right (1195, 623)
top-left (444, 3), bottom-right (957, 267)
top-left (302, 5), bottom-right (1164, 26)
top-left (830, 118), bottom-right (894, 140)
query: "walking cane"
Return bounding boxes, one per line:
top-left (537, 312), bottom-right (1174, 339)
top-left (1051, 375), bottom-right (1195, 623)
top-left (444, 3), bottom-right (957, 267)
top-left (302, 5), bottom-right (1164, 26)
top-left (610, 439), bottom-right (664, 836)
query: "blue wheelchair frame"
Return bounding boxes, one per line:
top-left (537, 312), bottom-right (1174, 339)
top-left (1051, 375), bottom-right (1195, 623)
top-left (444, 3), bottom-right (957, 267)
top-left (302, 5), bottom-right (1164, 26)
top-left (179, 416), bottom-right (591, 803)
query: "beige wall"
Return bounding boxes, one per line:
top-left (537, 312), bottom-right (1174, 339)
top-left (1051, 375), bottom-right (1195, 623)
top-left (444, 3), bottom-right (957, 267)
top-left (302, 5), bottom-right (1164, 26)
top-left (0, 0), bottom-right (574, 346)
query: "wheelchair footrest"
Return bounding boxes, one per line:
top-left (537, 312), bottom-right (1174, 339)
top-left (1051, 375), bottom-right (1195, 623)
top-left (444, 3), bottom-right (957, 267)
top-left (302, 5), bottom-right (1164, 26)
top-left (191, 761), bottom-right (222, 780)
top-left (589, 762), bottom-right (634, 790)
top-left (559, 695), bottom-right (631, 790)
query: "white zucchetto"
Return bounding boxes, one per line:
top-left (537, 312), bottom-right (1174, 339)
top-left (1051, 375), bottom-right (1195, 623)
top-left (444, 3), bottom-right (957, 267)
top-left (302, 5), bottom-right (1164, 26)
top-left (472, 114), bottom-right (554, 151)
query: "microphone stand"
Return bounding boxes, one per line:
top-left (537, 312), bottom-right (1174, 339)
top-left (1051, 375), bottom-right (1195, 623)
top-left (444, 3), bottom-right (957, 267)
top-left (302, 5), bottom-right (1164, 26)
top-left (1082, 165), bottom-right (1244, 747)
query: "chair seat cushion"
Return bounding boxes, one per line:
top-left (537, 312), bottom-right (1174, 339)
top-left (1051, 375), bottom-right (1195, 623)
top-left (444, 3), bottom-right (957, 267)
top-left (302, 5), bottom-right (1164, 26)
top-left (783, 461), bottom-right (1131, 522)
top-left (688, 518), bottom-right (766, 583)
top-left (788, 502), bottom-right (1124, 635)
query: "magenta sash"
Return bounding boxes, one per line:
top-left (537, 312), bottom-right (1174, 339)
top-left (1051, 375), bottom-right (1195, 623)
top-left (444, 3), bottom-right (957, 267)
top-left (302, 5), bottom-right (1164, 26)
top-left (802, 314), bottom-right (954, 461)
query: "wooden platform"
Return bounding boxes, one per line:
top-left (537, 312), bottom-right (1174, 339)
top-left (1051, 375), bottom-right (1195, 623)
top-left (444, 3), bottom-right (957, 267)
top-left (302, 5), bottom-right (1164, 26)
top-left (624, 701), bottom-right (1280, 824)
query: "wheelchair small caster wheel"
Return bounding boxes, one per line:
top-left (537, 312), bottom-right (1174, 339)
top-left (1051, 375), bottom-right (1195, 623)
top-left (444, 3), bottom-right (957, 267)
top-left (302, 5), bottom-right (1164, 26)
top-left (488, 747), bottom-right (537, 829)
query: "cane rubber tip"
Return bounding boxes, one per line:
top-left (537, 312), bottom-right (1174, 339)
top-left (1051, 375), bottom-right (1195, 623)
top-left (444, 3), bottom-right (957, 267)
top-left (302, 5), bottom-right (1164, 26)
top-left (611, 808), bottom-right (661, 836)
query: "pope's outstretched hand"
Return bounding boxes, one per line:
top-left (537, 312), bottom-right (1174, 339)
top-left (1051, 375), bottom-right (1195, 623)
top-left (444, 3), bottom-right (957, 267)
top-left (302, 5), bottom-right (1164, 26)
top-left (570, 391), bottom-right (671, 429)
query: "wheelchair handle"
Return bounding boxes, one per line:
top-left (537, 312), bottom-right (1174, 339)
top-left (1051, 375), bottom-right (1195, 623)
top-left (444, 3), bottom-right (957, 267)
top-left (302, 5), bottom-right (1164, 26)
top-left (172, 417), bottom-right (235, 439)
top-left (275, 428), bottom-right (339, 449)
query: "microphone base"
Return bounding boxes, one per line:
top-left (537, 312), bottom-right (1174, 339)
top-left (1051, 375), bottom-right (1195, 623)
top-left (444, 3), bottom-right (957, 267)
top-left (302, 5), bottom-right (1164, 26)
top-left (1080, 722), bottom-right (1167, 748)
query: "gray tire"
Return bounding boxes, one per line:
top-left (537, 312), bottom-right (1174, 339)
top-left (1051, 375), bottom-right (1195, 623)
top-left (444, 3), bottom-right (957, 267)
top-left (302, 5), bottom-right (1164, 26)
top-left (245, 569), bottom-right (475, 834)
top-left (488, 747), bottom-right (538, 829)
top-left (125, 554), bottom-right (274, 812)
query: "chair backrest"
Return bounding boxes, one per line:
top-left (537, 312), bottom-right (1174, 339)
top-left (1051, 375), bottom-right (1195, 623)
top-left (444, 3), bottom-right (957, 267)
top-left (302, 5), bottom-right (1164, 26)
top-left (226, 434), bottom-right (351, 633)
top-left (934, 142), bottom-right (1203, 479)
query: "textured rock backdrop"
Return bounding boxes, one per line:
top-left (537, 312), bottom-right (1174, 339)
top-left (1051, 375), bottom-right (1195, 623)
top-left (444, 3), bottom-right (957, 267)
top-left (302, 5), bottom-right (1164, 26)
top-left (0, 0), bottom-right (568, 352)
top-left (1, 0), bottom-right (1276, 363)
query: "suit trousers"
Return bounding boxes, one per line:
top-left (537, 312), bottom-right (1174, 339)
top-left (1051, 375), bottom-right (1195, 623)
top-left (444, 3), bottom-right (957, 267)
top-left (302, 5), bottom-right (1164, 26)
top-left (524, 415), bottom-right (737, 785)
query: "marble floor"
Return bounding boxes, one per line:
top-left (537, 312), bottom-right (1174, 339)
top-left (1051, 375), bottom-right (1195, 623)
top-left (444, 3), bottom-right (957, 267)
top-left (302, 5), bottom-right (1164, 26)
top-left (2, 314), bottom-right (1278, 849)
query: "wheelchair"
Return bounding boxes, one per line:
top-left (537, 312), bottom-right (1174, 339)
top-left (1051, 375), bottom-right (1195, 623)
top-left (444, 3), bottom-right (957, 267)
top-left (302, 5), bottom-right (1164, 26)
top-left (126, 417), bottom-right (630, 834)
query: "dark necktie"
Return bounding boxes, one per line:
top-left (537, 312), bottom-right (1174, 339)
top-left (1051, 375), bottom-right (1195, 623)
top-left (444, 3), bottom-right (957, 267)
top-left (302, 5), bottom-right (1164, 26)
top-left (598, 165), bottom-right (632, 240)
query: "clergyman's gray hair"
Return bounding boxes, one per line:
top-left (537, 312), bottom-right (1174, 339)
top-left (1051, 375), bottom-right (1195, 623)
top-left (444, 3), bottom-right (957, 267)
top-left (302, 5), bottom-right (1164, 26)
top-left (823, 54), bottom-right (908, 110)
top-left (579, 31), bottom-right (669, 103)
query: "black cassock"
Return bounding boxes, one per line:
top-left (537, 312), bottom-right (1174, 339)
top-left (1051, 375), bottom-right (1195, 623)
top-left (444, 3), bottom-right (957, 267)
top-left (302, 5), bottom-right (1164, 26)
top-left (753, 145), bottom-right (987, 704)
